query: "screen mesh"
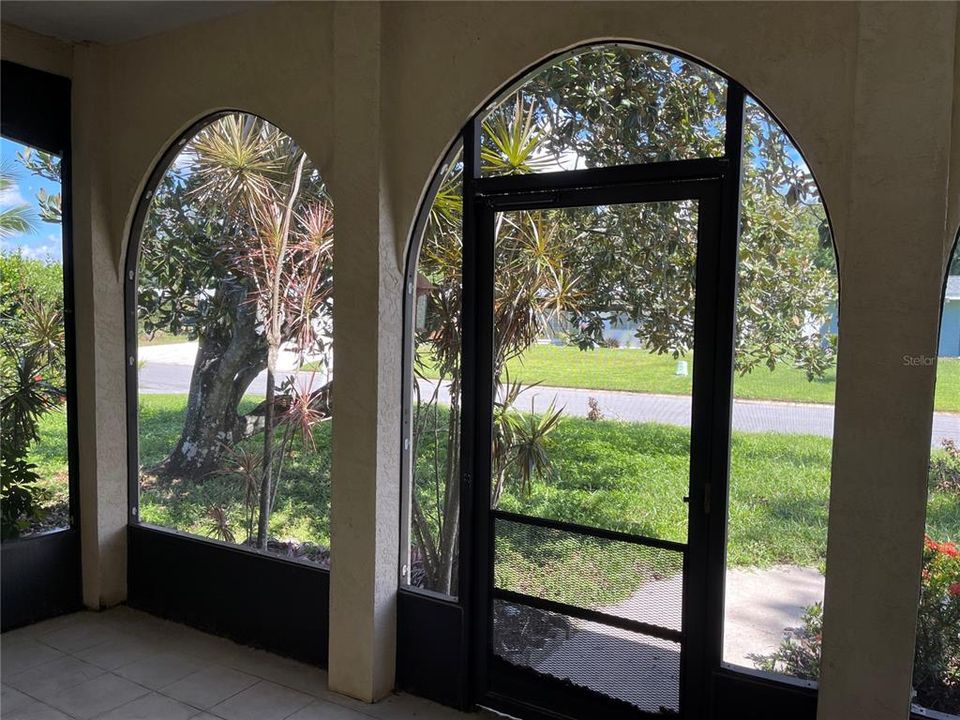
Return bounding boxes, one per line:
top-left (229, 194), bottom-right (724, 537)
top-left (493, 599), bottom-right (681, 713)
top-left (494, 518), bottom-right (683, 631)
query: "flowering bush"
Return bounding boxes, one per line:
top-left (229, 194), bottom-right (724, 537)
top-left (914, 536), bottom-right (960, 712)
top-left (751, 535), bottom-right (960, 715)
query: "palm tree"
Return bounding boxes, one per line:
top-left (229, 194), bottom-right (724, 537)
top-left (154, 113), bottom-right (334, 548)
top-left (0, 167), bottom-right (35, 239)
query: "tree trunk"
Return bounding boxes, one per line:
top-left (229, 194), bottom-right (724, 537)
top-left (256, 351), bottom-right (277, 549)
top-left (155, 280), bottom-right (267, 479)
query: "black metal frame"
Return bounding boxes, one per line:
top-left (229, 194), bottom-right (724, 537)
top-left (469, 161), bottom-right (725, 719)
top-left (397, 40), bottom-right (844, 720)
top-left (1, 60), bottom-right (82, 631)
top-left (122, 111), bottom-right (330, 665)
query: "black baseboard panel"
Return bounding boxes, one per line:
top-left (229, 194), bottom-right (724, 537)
top-left (396, 589), bottom-right (470, 710)
top-left (710, 668), bottom-right (817, 720)
top-left (127, 524), bottom-right (329, 666)
top-left (1, 529), bottom-right (83, 631)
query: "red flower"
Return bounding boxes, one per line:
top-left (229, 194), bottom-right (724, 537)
top-left (949, 583), bottom-right (960, 597)
top-left (33, 374), bottom-right (43, 382)
top-left (941, 542), bottom-right (959, 558)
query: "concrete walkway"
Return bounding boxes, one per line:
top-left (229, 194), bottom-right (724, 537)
top-left (524, 565), bottom-right (824, 711)
top-left (136, 352), bottom-right (959, 445)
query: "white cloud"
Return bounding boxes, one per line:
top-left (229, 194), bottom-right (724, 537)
top-left (0, 180), bottom-right (27, 210)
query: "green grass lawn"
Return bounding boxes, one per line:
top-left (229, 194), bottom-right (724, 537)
top-left (138, 331), bottom-right (190, 346)
top-left (135, 394), bottom-right (333, 548)
top-left (419, 343), bottom-right (960, 413)
top-left (24, 394), bottom-right (960, 609)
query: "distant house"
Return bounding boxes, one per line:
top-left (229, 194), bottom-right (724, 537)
top-left (940, 276), bottom-right (960, 358)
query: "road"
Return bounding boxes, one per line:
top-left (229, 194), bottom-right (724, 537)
top-left (138, 362), bottom-right (960, 447)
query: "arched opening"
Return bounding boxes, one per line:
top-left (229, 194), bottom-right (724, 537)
top-left (912, 233), bottom-right (960, 717)
top-left (401, 43), bottom-right (839, 718)
top-left (124, 112), bottom-right (334, 662)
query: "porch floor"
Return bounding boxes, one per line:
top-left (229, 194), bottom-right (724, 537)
top-left (1, 607), bottom-right (483, 720)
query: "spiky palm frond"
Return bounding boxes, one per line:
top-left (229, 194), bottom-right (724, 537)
top-left (189, 114), bottom-right (286, 216)
top-left (0, 167), bottom-right (35, 239)
top-left (481, 95), bottom-right (555, 175)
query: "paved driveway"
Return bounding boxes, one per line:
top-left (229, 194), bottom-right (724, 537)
top-left (137, 361), bottom-right (960, 446)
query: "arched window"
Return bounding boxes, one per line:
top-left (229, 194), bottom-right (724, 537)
top-left (912, 236), bottom-right (960, 717)
top-left (402, 43), bottom-right (838, 716)
top-left (129, 113), bottom-right (334, 565)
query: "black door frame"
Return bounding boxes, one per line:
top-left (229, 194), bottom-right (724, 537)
top-left (454, 83), bottom-right (745, 719)
top-left (1, 60), bottom-right (83, 630)
top-left (465, 166), bottom-right (731, 720)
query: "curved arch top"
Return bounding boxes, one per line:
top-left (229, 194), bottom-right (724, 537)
top-left (400, 38), bottom-right (842, 718)
top-left (124, 110), bottom-right (336, 565)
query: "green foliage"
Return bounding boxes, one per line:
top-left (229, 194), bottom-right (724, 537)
top-left (914, 537), bottom-right (960, 711)
top-left (136, 395), bottom-right (333, 549)
top-left (930, 440), bottom-right (960, 494)
top-left (16, 147), bottom-right (62, 224)
top-left (0, 166), bottom-right (35, 239)
top-left (749, 602), bottom-right (823, 680)
top-left (411, 46), bottom-right (841, 593)
top-left (137, 114), bottom-right (332, 348)
top-left (749, 538), bottom-right (960, 714)
top-left (0, 251), bottom-right (66, 538)
top-left (0, 252), bottom-right (63, 306)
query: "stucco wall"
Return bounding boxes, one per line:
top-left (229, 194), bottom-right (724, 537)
top-left (2, 2), bottom-right (958, 718)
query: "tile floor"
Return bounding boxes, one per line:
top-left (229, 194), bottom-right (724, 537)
top-left (1, 608), bottom-right (488, 720)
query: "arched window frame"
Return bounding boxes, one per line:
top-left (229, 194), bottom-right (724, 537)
top-left (398, 40), bottom-right (842, 716)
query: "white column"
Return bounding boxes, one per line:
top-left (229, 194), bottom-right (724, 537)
top-left (818, 4), bottom-right (957, 718)
top-left (72, 44), bottom-right (129, 609)
top-left (328, 1), bottom-right (402, 702)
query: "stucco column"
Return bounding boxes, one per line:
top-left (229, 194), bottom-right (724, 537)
top-left (328, 1), bottom-right (401, 702)
top-left (817, 4), bottom-right (957, 718)
top-left (71, 44), bottom-right (128, 609)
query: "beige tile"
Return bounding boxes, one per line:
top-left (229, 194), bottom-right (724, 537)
top-left (73, 634), bottom-right (161, 671)
top-left (361, 693), bottom-right (483, 720)
top-left (37, 618), bottom-right (120, 654)
top-left (0, 696), bottom-right (73, 720)
top-left (43, 673), bottom-right (149, 719)
top-left (161, 665), bottom-right (258, 709)
top-left (1, 684), bottom-right (36, 714)
top-left (224, 650), bottom-right (329, 698)
top-left (283, 699), bottom-right (372, 720)
top-left (209, 680), bottom-right (313, 720)
top-left (0, 638), bottom-right (64, 675)
top-left (96, 691), bottom-right (198, 720)
top-left (6, 656), bottom-right (105, 698)
top-left (114, 651), bottom-right (202, 690)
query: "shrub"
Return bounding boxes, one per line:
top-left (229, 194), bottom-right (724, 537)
top-left (0, 251), bottom-right (66, 537)
top-left (930, 439), bottom-right (960, 494)
top-left (748, 602), bottom-right (822, 680)
top-left (751, 536), bottom-right (960, 714)
top-left (914, 536), bottom-right (960, 711)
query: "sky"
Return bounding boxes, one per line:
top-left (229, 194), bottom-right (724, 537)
top-left (1, 136), bottom-right (64, 263)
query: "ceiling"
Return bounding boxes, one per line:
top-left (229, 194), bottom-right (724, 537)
top-left (1, 1), bottom-right (263, 45)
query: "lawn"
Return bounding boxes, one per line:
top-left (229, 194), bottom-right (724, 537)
top-left (138, 331), bottom-right (190, 346)
top-left (419, 343), bottom-right (960, 413)
top-left (25, 394), bottom-right (960, 609)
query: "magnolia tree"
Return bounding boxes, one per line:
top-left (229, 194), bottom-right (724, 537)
top-left (411, 46), bottom-right (838, 594)
top-left (137, 114), bottom-right (333, 548)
